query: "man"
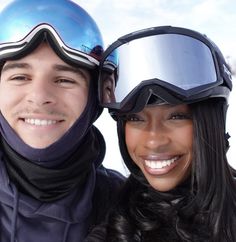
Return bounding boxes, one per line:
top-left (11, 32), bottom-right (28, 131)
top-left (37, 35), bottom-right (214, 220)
top-left (0, 1), bottom-right (124, 241)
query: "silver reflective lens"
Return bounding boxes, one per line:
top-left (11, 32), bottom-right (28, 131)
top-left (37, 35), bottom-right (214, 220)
top-left (102, 34), bottom-right (217, 105)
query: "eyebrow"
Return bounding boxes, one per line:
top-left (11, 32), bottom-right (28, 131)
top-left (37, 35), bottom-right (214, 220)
top-left (53, 64), bottom-right (90, 83)
top-left (1, 63), bottom-right (31, 73)
top-left (53, 64), bottom-right (87, 76)
top-left (1, 63), bottom-right (89, 80)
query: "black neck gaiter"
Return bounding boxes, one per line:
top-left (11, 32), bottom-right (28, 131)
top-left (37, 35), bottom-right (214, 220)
top-left (0, 75), bottom-right (106, 202)
top-left (1, 126), bottom-right (104, 202)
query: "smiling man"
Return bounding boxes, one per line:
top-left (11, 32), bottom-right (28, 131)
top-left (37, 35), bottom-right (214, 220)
top-left (0, 43), bottom-right (90, 148)
top-left (0, 1), bottom-right (124, 242)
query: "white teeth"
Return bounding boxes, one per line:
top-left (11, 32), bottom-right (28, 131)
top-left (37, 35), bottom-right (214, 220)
top-left (145, 157), bottom-right (178, 169)
top-left (25, 119), bottom-right (57, 126)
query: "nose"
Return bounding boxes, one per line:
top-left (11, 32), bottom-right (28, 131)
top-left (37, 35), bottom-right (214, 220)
top-left (26, 79), bottom-right (55, 106)
top-left (143, 121), bottom-right (171, 150)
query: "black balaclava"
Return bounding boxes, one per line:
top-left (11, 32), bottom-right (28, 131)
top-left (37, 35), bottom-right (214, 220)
top-left (0, 70), bottom-right (105, 202)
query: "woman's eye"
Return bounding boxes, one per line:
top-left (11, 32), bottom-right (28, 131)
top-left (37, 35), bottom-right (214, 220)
top-left (123, 114), bottom-right (144, 122)
top-left (170, 112), bottom-right (192, 120)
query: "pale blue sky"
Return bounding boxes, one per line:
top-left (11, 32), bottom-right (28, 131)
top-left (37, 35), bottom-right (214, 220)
top-left (0, 0), bottom-right (235, 174)
top-left (78, 0), bottom-right (236, 59)
top-left (0, 1), bottom-right (235, 56)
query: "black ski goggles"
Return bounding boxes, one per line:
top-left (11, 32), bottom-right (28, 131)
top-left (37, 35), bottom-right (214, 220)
top-left (99, 26), bottom-right (232, 114)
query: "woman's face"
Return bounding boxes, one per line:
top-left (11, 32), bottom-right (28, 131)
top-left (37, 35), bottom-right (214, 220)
top-left (125, 104), bottom-right (193, 192)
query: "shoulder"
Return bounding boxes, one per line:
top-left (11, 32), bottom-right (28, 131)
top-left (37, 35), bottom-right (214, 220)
top-left (90, 165), bottom-right (126, 225)
top-left (95, 165), bottom-right (126, 188)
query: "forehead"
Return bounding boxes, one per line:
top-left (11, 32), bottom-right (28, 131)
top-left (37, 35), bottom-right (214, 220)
top-left (14, 42), bottom-right (65, 63)
top-left (144, 103), bottom-right (190, 112)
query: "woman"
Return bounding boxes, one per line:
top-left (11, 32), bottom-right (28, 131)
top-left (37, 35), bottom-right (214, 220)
top-left (87, 26), bottom-right (236, 241)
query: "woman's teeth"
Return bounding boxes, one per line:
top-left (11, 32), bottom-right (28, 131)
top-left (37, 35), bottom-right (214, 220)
top-left (144, 156), bottom-right (179, 169)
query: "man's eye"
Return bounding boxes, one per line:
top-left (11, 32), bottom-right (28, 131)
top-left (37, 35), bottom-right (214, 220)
top-left (55, 79), bottom-right (76, 85)
top-left (56, 79), bottom-right (74, 83)
top-left (10, 75), bottom-right (29, 81)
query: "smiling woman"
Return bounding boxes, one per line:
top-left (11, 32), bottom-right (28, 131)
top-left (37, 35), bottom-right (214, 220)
top-left (125, 104), bottom-right (193, 192)
top-left (86, 26), bottom-right (236, 242)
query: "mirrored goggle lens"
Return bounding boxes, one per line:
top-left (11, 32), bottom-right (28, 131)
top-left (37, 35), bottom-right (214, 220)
top-left (101, 33), bottom-right (219, 106)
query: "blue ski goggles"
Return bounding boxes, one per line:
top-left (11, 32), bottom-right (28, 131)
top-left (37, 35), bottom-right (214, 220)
top-left (0, 24), bottom-right (101, 68)
top-left (99, 26), bottom-right (232, 113)
top-left (0, 0), bottom-right (104, 68)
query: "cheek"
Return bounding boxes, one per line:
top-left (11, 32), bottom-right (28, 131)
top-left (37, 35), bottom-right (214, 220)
top-left (67, 89), bottom-right (89, 117)
top-left (125, 125), bottom-right (141, 159)
top-left (176, 124), bottom-right (193, 153)
top-left (0, 88), bottom-right (18, 112)
top-left (125, 125), bottom-right (134, 149)
top-left (0, 85), bottom-right (6, 107)
top-left (184, 125), bottom-right (193, 147)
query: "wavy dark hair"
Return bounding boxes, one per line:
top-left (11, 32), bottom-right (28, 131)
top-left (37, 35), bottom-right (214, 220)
top-left (85, 99), bottom-right (236, 242)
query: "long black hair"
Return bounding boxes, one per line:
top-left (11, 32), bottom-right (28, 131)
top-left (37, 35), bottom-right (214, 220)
top-left (85, 98), bottom-right (236, 242)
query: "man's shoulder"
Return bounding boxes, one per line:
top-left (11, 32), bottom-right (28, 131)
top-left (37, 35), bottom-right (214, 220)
top-left (90, 165), bottom-right (126, 225)
top-left (94, 165), bottom-right (126, 199)
top-left (96, 165), bottom-right (126, 187)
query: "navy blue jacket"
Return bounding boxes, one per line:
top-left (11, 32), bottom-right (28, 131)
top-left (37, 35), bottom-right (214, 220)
top-left (0, 154), bottom-right (125, 242)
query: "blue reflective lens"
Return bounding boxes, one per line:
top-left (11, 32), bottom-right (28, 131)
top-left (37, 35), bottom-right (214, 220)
top-left (0, 0), bottom-right (104, 61)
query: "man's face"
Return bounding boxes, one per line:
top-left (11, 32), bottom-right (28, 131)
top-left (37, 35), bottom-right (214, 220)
top-left (0, 42), bottom-right (90, 148)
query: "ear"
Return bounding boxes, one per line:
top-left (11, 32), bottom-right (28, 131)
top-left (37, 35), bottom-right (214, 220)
top-left (102, 73), bottom-right (116, 103)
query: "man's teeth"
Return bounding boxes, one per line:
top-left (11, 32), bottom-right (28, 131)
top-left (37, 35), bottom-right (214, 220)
top-left (25, 119), bottom-right (57, 126)
top-left (145, 157), bottom-right (178, 169)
